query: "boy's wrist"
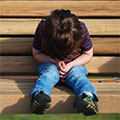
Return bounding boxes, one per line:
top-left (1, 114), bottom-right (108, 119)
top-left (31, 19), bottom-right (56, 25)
top-left (67, 61), bottom-right (74, 69)
top-left (51, 59), bottom-right (59, 66)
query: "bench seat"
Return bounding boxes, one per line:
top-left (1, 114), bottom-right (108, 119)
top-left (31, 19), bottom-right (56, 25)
top-left (0, 0), bottom-right (120, 114)
top-left (0, 77), bottom-right (120, 114)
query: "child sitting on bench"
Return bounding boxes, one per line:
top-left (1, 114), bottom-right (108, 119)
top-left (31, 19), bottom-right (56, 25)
top-left (30, 9), bottom-right (98, 115)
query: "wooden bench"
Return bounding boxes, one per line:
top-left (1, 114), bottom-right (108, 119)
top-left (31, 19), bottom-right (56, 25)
top-left (0, 1), bottom-right (120, 114)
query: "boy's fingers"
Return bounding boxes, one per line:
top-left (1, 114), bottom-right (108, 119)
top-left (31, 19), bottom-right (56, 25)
top-left (60, 74), bottom-right (67, 79)
top-left (60, 75), bottom-right (65, 78)
top-left (60, 71), bottom-right (67, 78)
top-left (61, 68), bottom-right (67, 73)
top-left (59, 71), bottom-right (66, 75)
top-left (59, 66), bottom-right (66, 73)
top-left (58, 61), bottom-right (66, 70)
top-left (62, 74), bottom-right (67, 78)
top-left (61, 61), bottom-right (66, 69)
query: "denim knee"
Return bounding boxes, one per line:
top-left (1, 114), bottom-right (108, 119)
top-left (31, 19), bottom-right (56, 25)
top-left (37, 62), bottom-right (60, 81)
top-left (30, 62), bottom-right (60, 96)
top-left (65, 65), bottom-right (89, 89)
top-left (37, 62), bottom-right (57, 72)
top-left (67, 65), bottom-right (88, 79)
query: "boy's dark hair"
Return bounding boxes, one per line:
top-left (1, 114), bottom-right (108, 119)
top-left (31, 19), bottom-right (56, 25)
top-left (40, 9), bottom-right (83, 60)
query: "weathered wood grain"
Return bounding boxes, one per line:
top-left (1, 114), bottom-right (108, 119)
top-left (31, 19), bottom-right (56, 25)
top-left (0, 37), bottom-right (120, 55)
top-left (0, 56), bottom-right (119, 74)
top-left (0, 1), bottom-right (120, 17)
top-left (0, 0), bottom-right (120, 115)
top-left (0, 82), bottom-right (120, 92)
top-left (0, 82), bottom-right (120, 113)
top-left (92, 37), bottom-right (120, 55)
top-left (0, 37), bottom-right (32, 54)
top-left (1, 0), bottom-right (119, 1)
top-left (0, 19), bottom-right (120, 35)
top-left (0, 77), bottom-right (119, 83)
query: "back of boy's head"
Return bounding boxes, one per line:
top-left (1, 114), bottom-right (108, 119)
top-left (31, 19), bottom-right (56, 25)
top-left (40, 9), bottom-right (83, 60)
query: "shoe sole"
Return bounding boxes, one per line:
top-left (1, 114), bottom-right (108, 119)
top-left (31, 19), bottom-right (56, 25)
top-left (75, 98), bottom-right (97, 116)
top-left (31, 101), bottom-right (51, 114)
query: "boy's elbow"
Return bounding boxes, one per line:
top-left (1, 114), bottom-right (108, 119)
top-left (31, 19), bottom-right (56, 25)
top-left (89, 48), bottom-right (93, 60)
top-left (32, 48), bottom-right (36, 58)
top-left (90, 48), bottom-right (93, 58)
top-left (84, 47), bottom-right (93, 62)
top-left (32, 47), bottom-right (40, 59)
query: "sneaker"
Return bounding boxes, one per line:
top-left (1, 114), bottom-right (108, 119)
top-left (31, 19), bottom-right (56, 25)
top-left (74, 93), bottom-right (98, 116)
top-left (31, 91), bottom-right (51, 114)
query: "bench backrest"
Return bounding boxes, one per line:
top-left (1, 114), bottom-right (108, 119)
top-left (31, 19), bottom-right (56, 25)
top-left (0, 1), bottom-right (120, 75)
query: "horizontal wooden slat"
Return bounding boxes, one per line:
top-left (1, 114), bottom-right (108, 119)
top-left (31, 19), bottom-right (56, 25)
top-left (0, 19), bottom-right (120, 35)
top-left (0, 1), bottom-right (120, 17)
top-left (0, 37), bottom-right (120, 55)
top-left (92, 37), bottom-right (120, 55)
top-left (0, 81), bottom-right (120, 113)
top-left (0, 77), bottom-right (119, 83)
top-left (0, 38), bottom-right (32, 54)
top-left (0, 94), bottom-right (119, 114)
top-left (1, 0), bottom-right (119, 1)
top-left (0, 56), bottom-right (119, 74)
top-left (87, 57), bottom-right (120, 74)
top-left (0, 82), bottom-right (120, 93)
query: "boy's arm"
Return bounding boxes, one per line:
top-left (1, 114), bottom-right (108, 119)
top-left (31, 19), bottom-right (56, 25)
top-left (59, 48), bottom-right (93, 79)
top-left (32, 47), bottom-right (58, 65)
top-left (32, 47), bottom-right (68, 75)
top-left (59, 47), bottom-right (93, 79)
top-left (68, 47), bottom-right (93, 68)
top-left (61, 47), bottom-right (93, 77)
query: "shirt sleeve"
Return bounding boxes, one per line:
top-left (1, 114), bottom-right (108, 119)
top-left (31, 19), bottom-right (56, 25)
top-left (80, 22), bottom-right (93, 52)
top-left (32, 23), bottom-right (42, 50)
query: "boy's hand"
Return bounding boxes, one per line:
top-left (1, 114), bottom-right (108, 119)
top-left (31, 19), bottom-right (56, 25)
top-left (57, 61), bottom-right (73, 79)
top-left (57, 61), bottom-right (67, 78)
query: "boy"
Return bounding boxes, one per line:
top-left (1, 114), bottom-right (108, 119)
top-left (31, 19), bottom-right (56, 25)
top-left (30, 9), bottom-right (98, 115)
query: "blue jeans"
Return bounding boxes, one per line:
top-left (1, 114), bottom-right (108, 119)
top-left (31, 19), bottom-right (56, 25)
top-left (30, 62), bottom-right (98, 101)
